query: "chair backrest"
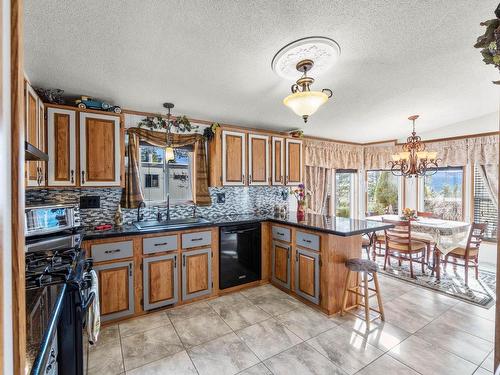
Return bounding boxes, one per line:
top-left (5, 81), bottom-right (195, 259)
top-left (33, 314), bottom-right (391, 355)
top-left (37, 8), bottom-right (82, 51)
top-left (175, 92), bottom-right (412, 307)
top-left (466, 222), bottom-right (487, 251)
top-left (382, 218), bottom-right (411, 251)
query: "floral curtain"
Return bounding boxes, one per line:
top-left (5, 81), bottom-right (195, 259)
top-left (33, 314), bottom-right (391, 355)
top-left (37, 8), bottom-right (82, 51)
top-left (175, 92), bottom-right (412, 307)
top-left (121, 127), bottom-right (211, 208)
top-left (363, 144), bottom-right (399, 170)
top-left (304, 166), bottom-right (331, 214)
top-left (304, 139), bottom-right (363, 169)
top-left (424, 138), bottom-right (469, 167)
top-left (467, 134), bottom-right (499, 165)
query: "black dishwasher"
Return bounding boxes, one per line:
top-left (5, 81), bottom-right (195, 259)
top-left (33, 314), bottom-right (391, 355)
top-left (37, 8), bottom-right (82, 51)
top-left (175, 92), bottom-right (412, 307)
top-left (219, 223), bottom-right (261, 289)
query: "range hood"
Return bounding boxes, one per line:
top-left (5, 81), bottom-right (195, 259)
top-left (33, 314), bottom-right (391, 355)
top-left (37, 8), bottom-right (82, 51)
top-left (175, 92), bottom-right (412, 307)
top-left (25, 141), bottom-right (48, 161)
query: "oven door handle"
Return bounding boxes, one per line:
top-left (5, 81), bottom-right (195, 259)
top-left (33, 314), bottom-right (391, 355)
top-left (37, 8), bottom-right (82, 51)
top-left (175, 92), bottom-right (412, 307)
top-left (82, 291), bottom-right (95, 312)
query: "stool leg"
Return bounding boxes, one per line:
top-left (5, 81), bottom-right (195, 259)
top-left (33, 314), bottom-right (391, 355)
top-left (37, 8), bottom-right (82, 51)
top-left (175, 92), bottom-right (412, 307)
top-left (363, 272), bottom-right (370, 330)
top-left (373, 272), bottom-right (385, 321)
top-left (341, 270), bottom-right (351, 316)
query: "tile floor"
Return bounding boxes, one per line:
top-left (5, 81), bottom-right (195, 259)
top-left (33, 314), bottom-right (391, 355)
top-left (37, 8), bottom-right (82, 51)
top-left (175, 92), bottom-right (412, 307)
top-left (87, 276), bottom-right (496, 375)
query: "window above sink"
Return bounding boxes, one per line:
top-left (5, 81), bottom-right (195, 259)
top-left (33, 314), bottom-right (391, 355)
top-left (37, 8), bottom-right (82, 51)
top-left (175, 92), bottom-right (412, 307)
top-left (139, 142), bottom-right (194, 206)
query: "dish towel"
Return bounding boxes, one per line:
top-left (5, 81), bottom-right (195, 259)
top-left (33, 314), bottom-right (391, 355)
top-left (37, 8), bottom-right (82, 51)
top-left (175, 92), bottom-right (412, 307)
top-left (87, 270), bottom-right (101, 344)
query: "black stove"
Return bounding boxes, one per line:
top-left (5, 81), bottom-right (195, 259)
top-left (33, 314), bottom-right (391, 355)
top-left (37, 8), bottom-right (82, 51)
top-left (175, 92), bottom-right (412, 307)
top-left (25, 231), bottom-right (93, 375)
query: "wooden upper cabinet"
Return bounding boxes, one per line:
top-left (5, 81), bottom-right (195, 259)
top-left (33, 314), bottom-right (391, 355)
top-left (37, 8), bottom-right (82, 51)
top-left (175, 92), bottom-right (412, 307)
top-left (285, 139), bottom-right (303, 185)
top-left (222, 130), bottom-right (246, 186)
top-left (272, 137), bottom-right (285, 185)
top-left (37, 100), bottom-right (46, 187)
top-left (47, 107), bottom-right (77, 186)
top-left (79, 112), bottom-right (121, 186)
top-left (25, 82), bottom-right (44, 187)
top-left (248, 134), bottom-right (269, 185)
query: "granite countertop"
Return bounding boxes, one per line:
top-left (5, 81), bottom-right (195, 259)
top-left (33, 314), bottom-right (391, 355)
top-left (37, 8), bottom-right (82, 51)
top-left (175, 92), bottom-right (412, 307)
top-left (82, 213), bottom-right (393, 240)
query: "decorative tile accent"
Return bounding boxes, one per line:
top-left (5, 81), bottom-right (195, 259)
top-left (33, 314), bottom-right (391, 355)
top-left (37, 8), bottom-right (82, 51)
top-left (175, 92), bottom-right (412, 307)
top-left (26, 186), bottom-right (289, 227)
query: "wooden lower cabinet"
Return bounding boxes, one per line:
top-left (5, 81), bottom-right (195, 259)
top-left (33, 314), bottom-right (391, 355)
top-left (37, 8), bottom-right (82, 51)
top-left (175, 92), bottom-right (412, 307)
top-left (271, 241), bottom-right (291, 289)
top-left (143, 253), bottom-right (178, 310)
top-left (94, 261), bottom-right (134, 322)
top-left (181, 248), bottom-right (212, 301)
top-left (294, 248), bottom-right (320, 304)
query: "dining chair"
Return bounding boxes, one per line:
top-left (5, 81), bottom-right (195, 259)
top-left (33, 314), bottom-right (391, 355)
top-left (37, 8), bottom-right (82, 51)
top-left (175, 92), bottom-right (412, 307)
top-left (382, 218), bottom-right (427, 278)
top-left (364, 212), bottom-right (385, 261)
top-left (442, 222), bottom-right (487, 286)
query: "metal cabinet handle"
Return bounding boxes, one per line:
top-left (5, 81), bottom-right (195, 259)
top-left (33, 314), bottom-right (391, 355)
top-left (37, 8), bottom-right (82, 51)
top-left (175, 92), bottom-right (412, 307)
top-left (104, 249), bottom-right (120, 254)
top-left (285, 176), bottom-right (289, 185)
top-left (182, 255), bottom-right (186, 267)
top-left (70, 169), bottom-right (74, 183)
top-left (174, 255), bottom-right (177, 268)
top-left (129, 263), bottom-right (133, 276)
top-left (154, 242), bottom-right (169, 246)
top-left (277, 232), bottom-right (285, 236)
top-left (81, 170), bottom-right (86, 184)
top-left (242, 174), bottom-right (245, 183)
top-left (191, 237), bottom-right (203, 242)
top-left (303, 239), bottom-right (312, 243)
top-left (249, 174), bottom-right (252, 184)
top-left (296, 253), bottom-right (298, 262)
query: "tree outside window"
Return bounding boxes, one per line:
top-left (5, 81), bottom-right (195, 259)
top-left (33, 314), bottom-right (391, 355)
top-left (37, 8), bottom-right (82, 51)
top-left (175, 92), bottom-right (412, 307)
top-left (335, 170), bottom-right (356, 218)
top-left (366, 170), bottom-right (399, 215)
top-left (423, 167), bottom-right (463, 221)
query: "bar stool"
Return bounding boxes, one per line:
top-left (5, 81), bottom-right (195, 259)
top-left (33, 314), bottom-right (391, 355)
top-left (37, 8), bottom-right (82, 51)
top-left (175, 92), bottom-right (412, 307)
top-left (341, 258), bottom-right (385, 330)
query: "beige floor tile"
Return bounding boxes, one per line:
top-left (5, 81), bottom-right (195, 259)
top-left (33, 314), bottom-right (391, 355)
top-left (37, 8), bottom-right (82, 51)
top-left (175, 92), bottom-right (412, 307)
top-left (236, 318), bottom-right (302, 360)
top-left (90, 324), bottom-right (120, 348)
top-left (188, 332), bottom-right (259, 375)
top-left (249, 293), bottom-right (302, 316)
top-left (275, 306), bottom-right (337, 340)
top-left (452, 301), bottom-right (496, 322)
top-left (121, 324), bottom-right (184, 371)
top-left (174, 311), bottom-right (232, 348)
top-left (208, 292), bottom-right (253, 310)
top-left (356, 354), bottom-right (419, 375)
top-left (237, 363), bottom-right (272, 375)
top-left (398, 287), bottom-right (458, 307)
top-left (87, 340), bottom-right (124, 375)
top-left (415, 319), bottom-right (492, 365)
top-left (166, 301), bottom-right (214, 325)
top-left (306, 326), bottom-right (383, 374)
top-left (240, 284), bottom-right (287, 299)
top-left (389, 335), bottom-right (477, 375)
top-left (480, 351), bottom-right (494, 372)
top-left (434, 309), bottom-right (495, 342)
top-left (475, 367), bottom-right (493, 375)
top-left (126, 350), bottom-right (197, 375)
top-left (340, 317), bottom-right (411, 352)
top-left (263, 342), bottom-right (346, 375)
top-left (216, 302), bottom-right (271, 330)
top-left (119, 311), bottom-right (170, 337)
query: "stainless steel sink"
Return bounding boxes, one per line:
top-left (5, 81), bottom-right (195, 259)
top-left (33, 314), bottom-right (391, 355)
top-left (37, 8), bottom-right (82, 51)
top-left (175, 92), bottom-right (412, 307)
top-left (133, 217), bottom-right (211, 231)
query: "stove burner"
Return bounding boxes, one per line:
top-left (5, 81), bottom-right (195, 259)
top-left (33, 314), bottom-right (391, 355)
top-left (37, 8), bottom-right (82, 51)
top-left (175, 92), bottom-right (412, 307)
top-left (25, 248), bottom-right (79, 289)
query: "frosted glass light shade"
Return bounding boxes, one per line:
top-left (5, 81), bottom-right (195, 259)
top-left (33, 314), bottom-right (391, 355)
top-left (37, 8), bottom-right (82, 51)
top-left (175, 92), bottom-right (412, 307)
top-left (427, 151), bottom-right (437, 160)
top-left (391, 154), bottom-right (401, 161)
top-left (165, 146), bottom-right (175, 161)
top-left (399, 152), bottom-right (410, 161)
top-left (416, 151), bottom-right (428, 160)
top-left (283, 91), bottom-right (328, 117)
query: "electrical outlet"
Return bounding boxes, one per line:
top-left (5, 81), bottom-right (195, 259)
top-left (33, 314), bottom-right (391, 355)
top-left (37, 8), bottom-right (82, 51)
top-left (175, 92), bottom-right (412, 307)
top-left (80, 195), bottom-right (101, 209)
top-left (216, 193), bottom-right (225, 204)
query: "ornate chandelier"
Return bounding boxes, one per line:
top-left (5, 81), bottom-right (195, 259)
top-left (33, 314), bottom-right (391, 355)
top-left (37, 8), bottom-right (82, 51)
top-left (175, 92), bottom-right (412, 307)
top-left (282, 59), bottom-right (333, 123)
top-left (389, 115), bottom-right (439, 178)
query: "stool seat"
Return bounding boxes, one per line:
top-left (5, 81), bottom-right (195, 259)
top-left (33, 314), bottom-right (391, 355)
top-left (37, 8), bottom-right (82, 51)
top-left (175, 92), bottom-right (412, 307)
top-left (345, 258), bottom-right (378, 273)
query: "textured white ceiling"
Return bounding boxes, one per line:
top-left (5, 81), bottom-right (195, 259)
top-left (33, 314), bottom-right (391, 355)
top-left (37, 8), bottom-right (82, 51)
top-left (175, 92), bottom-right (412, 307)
top-left (24, 0), bottom-right (499, 142)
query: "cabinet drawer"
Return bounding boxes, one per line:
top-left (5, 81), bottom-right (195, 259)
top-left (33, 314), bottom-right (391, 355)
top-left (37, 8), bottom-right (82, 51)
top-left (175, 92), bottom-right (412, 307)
top-left (91, 240), bottom-right (133, 262)
top-left (182, 231), bottom-right (212, 249)
top-left (272, 226), bottom-right (290, 242)
top-left (143, 235), bottom-right (178, 254)
top-left (296, 231), bottom-right (320, 251)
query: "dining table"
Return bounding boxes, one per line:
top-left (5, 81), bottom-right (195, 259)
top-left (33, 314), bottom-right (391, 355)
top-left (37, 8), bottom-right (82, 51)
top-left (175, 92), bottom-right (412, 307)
top-left (365, 215), bottom-right (471, 280)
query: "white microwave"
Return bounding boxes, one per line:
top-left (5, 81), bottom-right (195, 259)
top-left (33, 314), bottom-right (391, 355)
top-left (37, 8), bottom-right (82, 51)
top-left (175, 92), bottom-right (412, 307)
top-left (25, 204), bottom-right (81, 237)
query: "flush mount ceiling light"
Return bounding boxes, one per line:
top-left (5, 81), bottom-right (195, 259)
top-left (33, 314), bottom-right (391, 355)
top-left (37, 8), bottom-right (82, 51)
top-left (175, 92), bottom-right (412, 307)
top-left (272, 37), bottom-right (340, 123)
top-left (389, 115), bottom-right (440, 178)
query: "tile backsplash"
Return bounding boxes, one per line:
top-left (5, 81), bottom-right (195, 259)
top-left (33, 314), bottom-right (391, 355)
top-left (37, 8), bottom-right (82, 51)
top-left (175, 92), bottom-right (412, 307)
top-left (26, 186), bottom-right (289, 228)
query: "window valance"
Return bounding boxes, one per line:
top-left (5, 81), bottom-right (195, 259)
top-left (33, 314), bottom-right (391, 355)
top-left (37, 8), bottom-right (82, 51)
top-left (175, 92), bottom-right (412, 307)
top-left (304, 139), bottom-right (363, 170)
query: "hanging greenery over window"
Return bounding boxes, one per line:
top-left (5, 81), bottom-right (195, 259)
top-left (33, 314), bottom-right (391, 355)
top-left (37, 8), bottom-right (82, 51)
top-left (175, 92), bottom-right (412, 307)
top-left (138, 115), bottom-right (220, 141)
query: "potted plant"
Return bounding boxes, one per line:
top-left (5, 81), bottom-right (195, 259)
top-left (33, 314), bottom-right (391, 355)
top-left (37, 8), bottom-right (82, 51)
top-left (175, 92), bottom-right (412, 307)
top-left (291, 184), bottom-right (308, 221)
top-left (401, 208), bottom-right (416, 221)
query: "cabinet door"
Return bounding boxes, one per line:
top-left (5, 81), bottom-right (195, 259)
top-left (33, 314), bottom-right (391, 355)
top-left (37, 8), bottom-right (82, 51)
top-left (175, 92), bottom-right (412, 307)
top-left (47, 108), bottom-right (77, 186)
top-left (94, 261), bottom-right (134, 322)
top-left (248, 134), bottom-right (269, 185)
top-left (285, 139), bottom-right (302, 185)
top-left (37, 100), bottom-right (47, 186)
top-left (182, 248), bottom-right (212, 301)
top-left (222, 130), bottom-right (246, 185)
top-left (143, 253), bottom-right (178, 310)
top-left (271, 137), bottom-right (285, 185)
top-left (294, 248), bottom-right (320, 304)
top-left (26, 83), bottom-right (40, 186)
top-left (271, 241), bottom-right (291, 289)
top-left (79, 112), bottom-right (121, 186)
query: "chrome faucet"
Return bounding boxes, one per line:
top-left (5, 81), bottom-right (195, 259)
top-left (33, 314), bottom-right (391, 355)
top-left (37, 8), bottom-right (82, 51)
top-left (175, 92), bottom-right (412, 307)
top-left (137, 201), bottom-right (146, 222)
top-left (166, 194), bottom-right (171, 221)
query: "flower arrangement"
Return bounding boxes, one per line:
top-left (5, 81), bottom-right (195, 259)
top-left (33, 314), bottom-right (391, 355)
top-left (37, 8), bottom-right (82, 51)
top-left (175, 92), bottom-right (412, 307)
top-left (291, 184), bottom-right (308, 221)
top-left (474, 4), bottom-right (500, 84)
top-left (401, 208), bottom-right (416, 221)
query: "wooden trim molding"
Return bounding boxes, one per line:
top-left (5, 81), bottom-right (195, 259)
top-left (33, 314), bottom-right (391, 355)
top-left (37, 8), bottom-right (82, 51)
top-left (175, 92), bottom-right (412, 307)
top-left (11, 0), bottom-right (26, 373)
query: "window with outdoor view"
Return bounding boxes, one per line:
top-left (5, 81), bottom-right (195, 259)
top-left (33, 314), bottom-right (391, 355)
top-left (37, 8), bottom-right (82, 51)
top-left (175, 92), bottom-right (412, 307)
top-left (335, 170), bottom-right (356, 218)
top-left (474, 165), bottom-right (498, 240)
top-left (366, 170), bottom-right (400, 215)
top-left (422, 167), bottom-right (463, 221)
top-left (139, 143), bottom-right (194, 204)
